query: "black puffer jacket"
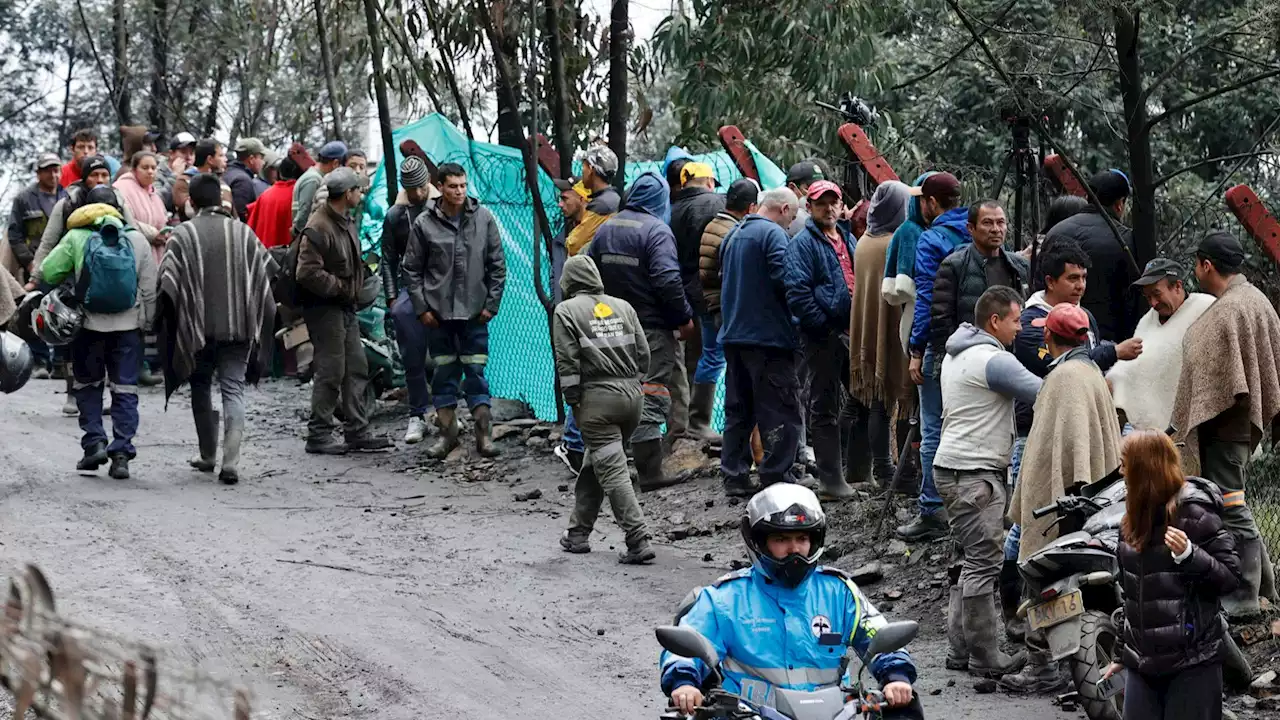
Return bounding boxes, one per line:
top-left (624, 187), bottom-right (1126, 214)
top-left (670, 185), bottom-right (726, 314)
top-left (1043, 209), bottom-right (1143, 341)
top-left (1117, 476), bottom-right (1241, 677)
top-left (928, 243), bottom-right (1028, 356)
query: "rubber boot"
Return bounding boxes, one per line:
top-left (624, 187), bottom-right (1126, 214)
top-left (896, 510), bottom-right (949, 542)
top-left (945, 586), bottom-right (969, 670)
top-left (687, 383), bottom-right (722, 443)
top-left (723, 474), bottom-right (761, 498)
top-left (219, 415), bottom-right (243, 485)
top-left (426, 407), bottom-right (460, 460)
top-left (963, 594), bottom-right (1027, 678)
top-left (845, 418), bottom-right (872, 486)
top-left (634, 438), bottom-right (686, 491)
top-left (999, 650), bottom-right (1067, 694)
top-left (1223, 536), bottom-right (1263, 619)
top-left (814, 423), bottom-right (854, 500)
top-left (472, 404), bottom-right (501, 458)
top-left (999, 559), bottom-right (1027, 643)
top-left (190, 409), bottom-right (219, 473)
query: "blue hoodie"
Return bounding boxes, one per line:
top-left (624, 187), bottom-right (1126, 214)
top-left (587, 172), bottom-right (691, 329)
top-left (908, 206), bottom-right (971, 354)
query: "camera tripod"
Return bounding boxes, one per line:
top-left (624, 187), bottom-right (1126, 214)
top-left (991, 117), bottom-right (1044, 252)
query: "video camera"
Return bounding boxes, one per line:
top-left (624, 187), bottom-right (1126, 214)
top-left (815, 92), bottom-right (878, 127)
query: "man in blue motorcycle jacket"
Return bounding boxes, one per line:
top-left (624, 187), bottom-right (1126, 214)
top-left (661, 484), bottom-right (922, 717)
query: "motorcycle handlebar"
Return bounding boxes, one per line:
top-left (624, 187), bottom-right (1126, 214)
top-left (1032, 502), bottom-right (1059, 519)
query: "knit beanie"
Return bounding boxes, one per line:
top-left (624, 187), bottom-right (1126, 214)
top-left (400, 156), bottom-right (430, 189)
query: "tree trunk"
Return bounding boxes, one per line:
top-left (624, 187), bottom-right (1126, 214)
top-left (313, 0), bottom-right (344, 141)
top-left (544, 0), bottom-right (571, 177)
top-left (492, 6), bottom-right (524, 149)
top-left (113, 0), bottom-right (131, 123)
top-left (149, 0), bottom-right (168, 131)
top-left (363, 0), bottom-right (398, 208)
top-left (607, 0), bottom-right (628, 193)
top-left (204, 60), bottom-right (226, 137)
top-left (1114, 8), bottom-right (1157, 267)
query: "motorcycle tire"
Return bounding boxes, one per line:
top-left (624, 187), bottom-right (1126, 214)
top-left (1069, 610), bottom-right (1122, 720)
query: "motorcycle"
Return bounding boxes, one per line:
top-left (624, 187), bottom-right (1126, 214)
top-left (1020, 470), bottom-right (1253, 720)
top-left (655, 620), bottom-right (920, 720)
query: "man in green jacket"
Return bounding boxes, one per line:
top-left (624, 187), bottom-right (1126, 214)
top-left (553, 255), bottom-right (655, 564)
top-left (41, 187), bottom-right (157, 479)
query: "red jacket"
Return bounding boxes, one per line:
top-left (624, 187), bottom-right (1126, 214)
top-left (247, 179), bottom-right (296, 248)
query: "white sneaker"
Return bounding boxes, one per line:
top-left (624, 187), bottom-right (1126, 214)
top-left (799, 446), bottom-right (816, 465)
top-left (404, 416), bottom-right (428, 444)
top-left (61, 396), bottom-right (79, 417)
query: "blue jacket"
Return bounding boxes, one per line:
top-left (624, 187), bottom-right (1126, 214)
top-left (718, 215), bottom-right (797, 350)
top-left (784, 219), bottom-right (857, 337)
top-left (587, 172), bottom-right (691, 329)
top-left (909, 207), bottom-right (971, 354)
top-left (660, 566), bottom-right (916, 707)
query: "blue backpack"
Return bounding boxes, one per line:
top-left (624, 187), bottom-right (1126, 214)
top-left (76, 222), bottom-right (138, 314)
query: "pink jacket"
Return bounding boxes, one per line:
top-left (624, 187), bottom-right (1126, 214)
top-left (114, 171), bottom-right (170, 264)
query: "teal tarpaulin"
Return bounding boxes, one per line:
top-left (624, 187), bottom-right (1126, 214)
top-left (360, 113), bottom-right (785, 422)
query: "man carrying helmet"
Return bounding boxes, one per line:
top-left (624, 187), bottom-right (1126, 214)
top-left (660, 484), bottom-right (922, 718)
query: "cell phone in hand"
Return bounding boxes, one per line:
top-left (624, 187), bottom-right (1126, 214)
top-left (1097, 668), bottom-right (1126, 699)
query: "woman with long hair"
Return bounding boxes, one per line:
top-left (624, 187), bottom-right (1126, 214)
top-left (1106, 430), bottom-right (1240, 719)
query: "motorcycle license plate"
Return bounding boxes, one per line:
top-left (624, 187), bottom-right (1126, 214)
top-left (1028, 589), bottom-right (1084, 630)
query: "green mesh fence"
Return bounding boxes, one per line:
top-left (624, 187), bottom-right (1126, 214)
top-left (359, 113), bottom-right (784, 422)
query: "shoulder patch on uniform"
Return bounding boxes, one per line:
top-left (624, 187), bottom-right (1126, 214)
top-left (712, 567), bottom-right (753, 587)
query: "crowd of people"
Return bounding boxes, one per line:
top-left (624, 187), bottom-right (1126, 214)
top-left (4, 125), bottom-right (1280, 718)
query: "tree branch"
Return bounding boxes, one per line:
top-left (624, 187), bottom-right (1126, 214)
top-left (1147, 68), bottom-right (1280, 129)
top-left (372, 1), bottom-right (444, 113)
top-left (1153, 148), bottom-right (1280, 188)
top-left (890, 0), bottom-right (1017, 91)
top-left (1141, 12), bottom-right (1264, 103)
top-left (74, 0), bottom-right (124, 123)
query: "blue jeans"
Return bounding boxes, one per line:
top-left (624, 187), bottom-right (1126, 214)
top-left (1005, 435), bottom-right (1028, 560)
top-left (72, 329), bottom-right (141, 457)
top-left (390, 290), bottom-right (432, 416)
top-left (693, 312), bottom-right (725, 384)
top-left (563, 408), bottom-right (584, 452)
top-left (429, 319), bottom-right (491, 409)
top-left (918, 347), bottom-right (944, 517)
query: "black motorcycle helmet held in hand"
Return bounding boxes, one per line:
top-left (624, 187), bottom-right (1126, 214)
top-left (741, 484), bottom-right (827, 588)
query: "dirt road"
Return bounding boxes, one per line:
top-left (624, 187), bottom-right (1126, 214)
top-left (0, 377), bottom-right (1222, 719)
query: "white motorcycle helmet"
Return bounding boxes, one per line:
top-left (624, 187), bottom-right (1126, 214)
top-left (740, 484), bottom-right (827, 588)
top-left (31, 287), bottom-right (84, 347)
top-left (0, 331), bottom-right (34, 394)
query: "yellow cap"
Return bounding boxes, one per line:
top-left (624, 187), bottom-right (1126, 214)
top-left (680, 161), bottom-right (716, 186)
top-left (573, 180), bottom-right (589, 199)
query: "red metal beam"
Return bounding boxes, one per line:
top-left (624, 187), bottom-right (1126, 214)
top-left (1225, 184), bottom-right (1280, 268)
top-left (534, 134), bottom-right (562, 179)
top-left (1043, 154), bottom-right (1086, 197)
top-left (837, 123), bottom-right (899, 185)
top-left (717, 125), bottom-right (760, 182)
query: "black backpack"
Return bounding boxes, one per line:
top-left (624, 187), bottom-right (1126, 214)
top-left (271, 228), bottom-right (316, 309)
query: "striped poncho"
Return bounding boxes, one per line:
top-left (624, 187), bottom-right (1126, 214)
top-left (157, 207), bottom-right (278, 401)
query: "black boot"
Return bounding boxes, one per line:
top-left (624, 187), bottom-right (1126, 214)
top-left (77, 442), bottom-right (108, 471)
top-left (723, 473), bottom-right (761, 498)
top-left (108, 453), bottom-right (130, 480)
top-left (634, 439), bottom-right (687, 491)
top-left (895, 511), bottom-right (949, 542)
top-left (845, 411), bottom-right (872, 487)
top-left (999, 559), bottom-right (1027, 643)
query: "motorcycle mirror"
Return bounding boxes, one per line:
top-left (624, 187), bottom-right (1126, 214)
top-left (864, 621), bottom-right (918, 657)
top-left (656, 626), bottom-right (720, 669)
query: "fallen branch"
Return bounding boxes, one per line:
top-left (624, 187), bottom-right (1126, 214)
top-left (274, 559), bottom-right (391, 578)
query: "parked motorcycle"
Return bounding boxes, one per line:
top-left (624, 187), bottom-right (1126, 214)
top-left (655, 621), bottom-right (920, 720)
top-left (1021, 470), bottom-right (1253, 720)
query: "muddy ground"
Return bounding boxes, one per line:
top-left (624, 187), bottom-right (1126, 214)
top-left (0, 377), bottom-right (1275, 719)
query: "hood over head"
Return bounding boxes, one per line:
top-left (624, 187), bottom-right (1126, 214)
top-left (907, 171), bottom-right (936, 228)
top-left (624, 171), bottom-right (671, 220)
top-left (945, 322), bottom-right (1003, 357)
top-left (867, 180), bottom-right (912, 235)
top-left (560, 254), bottom-right (605, 298)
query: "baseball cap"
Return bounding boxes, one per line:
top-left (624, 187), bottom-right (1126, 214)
top-left (553, 177), bottom-right (577, 193)
top-left (680, 161), bottom-right (717, 186)
top-left (144, 130), bottom-right (162, 144)
top-left (325, 167), bottom-right (362, 195)
top-left (786, 160), bottom-right (825, 186)
top-left (1089, 169), bottom-right (1131, 205)
top-left (35, 153), bottom-right (61, 170)
top-left (1132, 258), bottom-right (1183, 287)
top-left (235, 137), bottom-right (267, 156)
top-left (318, 140), bottom-right (349, 161)
top-left (806, 179), bottom-right (842, 201)
top-left (582, 146), bottom-right (618, 181)
top-left (1032, 303), bottom-right (1091, 339)
top-left (1196, 230), bottom-right (1246, 271)
top-left (726, 178), bottom-right (761, 212)
top-left (921, 172), bottom-right (961, 200)
top-left (169, 132), bottom-right (197, 150)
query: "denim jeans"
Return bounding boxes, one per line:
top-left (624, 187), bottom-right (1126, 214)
top-left (693, 311), bottom-right (725, 384)
top-left (918, 346), bottom-right (944, 517)
top-left (72, 329), bottom-right (142, 457)
top-left (390, 290), bottom-right (432, 416)
top-left (429, 319), bottom-right (491, 409)
top-left (562, 407), bottom-right (584, 452)
top-left (1004, 435), bottom-right (1027, 561)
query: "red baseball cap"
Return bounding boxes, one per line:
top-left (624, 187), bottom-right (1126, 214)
top-left (806, 179), bottom-right (842, 201)
top-left (1031, 303), bottom-right (1090, 339)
